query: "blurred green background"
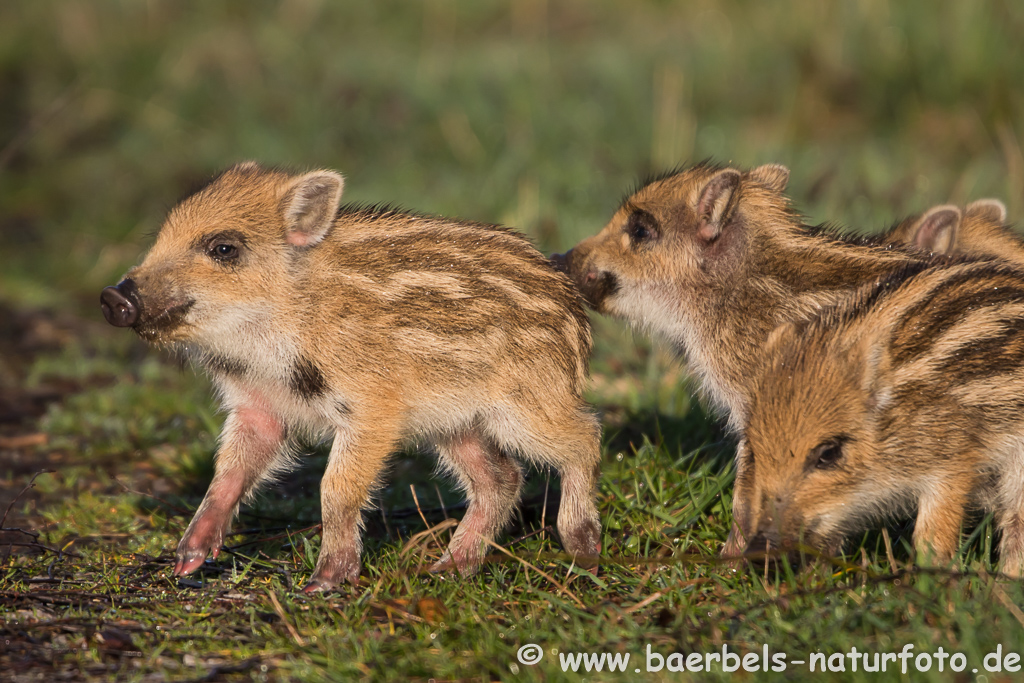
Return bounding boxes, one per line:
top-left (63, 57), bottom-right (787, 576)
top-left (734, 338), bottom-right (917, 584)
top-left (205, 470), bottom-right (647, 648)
top-left (3, 0), bottom-right (1022, 311)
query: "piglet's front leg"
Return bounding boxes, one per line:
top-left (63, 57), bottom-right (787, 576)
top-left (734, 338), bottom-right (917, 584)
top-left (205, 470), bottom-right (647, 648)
top-left (995, 448), bottom-right (1024, 578)
top-left (720, 522), bottom-right (748, 558)
top-left (722, 439), bottom-right (754, 559)
top-left (912, 481), bottom-right (970, 569)
top-left (174, 404), bottom-right (286, 577)
top-left (302, 419), bottom-right (400, 593)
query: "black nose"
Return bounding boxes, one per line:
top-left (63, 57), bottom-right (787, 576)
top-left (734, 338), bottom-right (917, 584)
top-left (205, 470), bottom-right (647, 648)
top-left (100, 279), bottom-right (141, 327)
top-left (745, 533), bottom-right (770, 556)
top-left (549, 250), bottom-right (572, 275)
top-left (744, 533), bottom-right (807, 570)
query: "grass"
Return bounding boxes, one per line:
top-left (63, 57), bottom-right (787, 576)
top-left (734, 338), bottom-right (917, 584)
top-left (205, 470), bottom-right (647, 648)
top-left (2, 0), bottom-right (1024, 680)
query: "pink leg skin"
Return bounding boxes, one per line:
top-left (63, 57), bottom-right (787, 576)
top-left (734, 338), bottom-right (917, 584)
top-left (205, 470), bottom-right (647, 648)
top-left (174, 475), bottom-right (244, 576)
top-left (174, 404), bottom-right (285, 577)
top-left (431, 431), bottom-right (522, 576)
top-left (721, 522), bottom-right (747, 558)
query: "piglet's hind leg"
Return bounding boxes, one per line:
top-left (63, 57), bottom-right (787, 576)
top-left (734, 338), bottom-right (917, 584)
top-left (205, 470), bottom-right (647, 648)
top-left (544, 411), bottom-right (603, 565)
top-left (431, 430), bottom-right (522, 576)
top-left (492, 406), bottom-right (602, 566)
top-left (556, 458), bottom-right (602, 565)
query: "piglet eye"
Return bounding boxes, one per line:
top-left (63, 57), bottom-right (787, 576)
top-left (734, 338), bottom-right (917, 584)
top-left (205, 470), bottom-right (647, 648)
top-left (626, 209), bottom-right (659, 244)
top-left (209, 243), bottom-right (239, 261)
top-left (813, 439), bottom-right (844, 470)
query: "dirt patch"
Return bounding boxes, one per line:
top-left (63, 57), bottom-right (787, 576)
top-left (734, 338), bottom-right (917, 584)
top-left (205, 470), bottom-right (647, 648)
top-left (0, 302), bottom-right (104, 530)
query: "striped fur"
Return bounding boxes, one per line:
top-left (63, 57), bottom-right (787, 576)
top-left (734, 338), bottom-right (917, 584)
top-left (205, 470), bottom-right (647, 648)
top-left (115, 162), bottom-right (601, 591)
top-left (736, 260), bottom-right (1024, 575)
top-left (560, 161), bottom-right (932, 429)
top-left (556, 162), bottom-right (1010, 559)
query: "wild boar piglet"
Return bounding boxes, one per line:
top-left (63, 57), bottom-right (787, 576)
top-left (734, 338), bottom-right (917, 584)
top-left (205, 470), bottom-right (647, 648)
top-left (735, 259), bottom-right (1024, 575)
top-left (552, 162), bottom-right (930, 429)
top-left (100, 162), bottom-right (601, 592)
top-left (549, 163), bottom-right (1015, 558)
top-left (882, 198), bottom-right (1018, 263)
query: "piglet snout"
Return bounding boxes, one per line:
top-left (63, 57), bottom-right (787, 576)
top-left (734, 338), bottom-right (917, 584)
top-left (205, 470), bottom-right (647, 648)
top-left (549, 250), bottom-right (571, 275)
top-left (745, 533), bottom-right (771, 556)
top-left (100, 279), bottom-right (141, 327)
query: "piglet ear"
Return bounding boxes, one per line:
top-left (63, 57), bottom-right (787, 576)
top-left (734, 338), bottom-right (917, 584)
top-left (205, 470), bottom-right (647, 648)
top-left (909, 204), bottom-right (961, 254)
top-left (847, 327), bottom-right (893, 414)
top-left (283, 170), bottom-right (344, 247)
top-left (747, 163), bottom-right (790, 193)
top-left (764, 320), bottom-right (796, 354)
top-left (966, 198), bottom-right (1008, 225)
top-left (696, 169), bottom-right (742, 243)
